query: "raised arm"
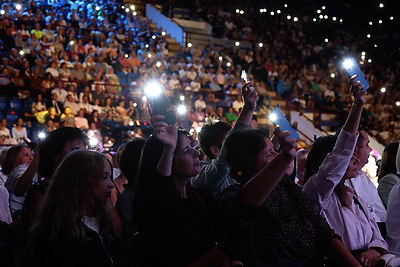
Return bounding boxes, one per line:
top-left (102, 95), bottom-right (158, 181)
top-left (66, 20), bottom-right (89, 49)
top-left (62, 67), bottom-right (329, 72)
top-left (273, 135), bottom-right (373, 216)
top-left (236, 81), bottom-right (259, 126)
top-left (343, 74), bottom-right (367, 135)
top-left (241, 133), bottom-right (297, 207)
top-left (150, 115), bottom-right (177, 177)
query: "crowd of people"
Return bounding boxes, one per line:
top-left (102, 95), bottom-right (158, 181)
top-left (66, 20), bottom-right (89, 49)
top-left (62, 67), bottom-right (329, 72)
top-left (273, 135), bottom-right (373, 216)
top-left (1, 0), bottom-right (400, 266)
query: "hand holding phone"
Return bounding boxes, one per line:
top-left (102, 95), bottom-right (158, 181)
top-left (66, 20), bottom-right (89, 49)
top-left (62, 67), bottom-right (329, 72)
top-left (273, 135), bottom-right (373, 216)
top-left (241, 70), bottom-right (249, 83)
top-left (144, 82), bottom-right (177, 124)
top-left (342, 58), bottom-right (369, 91)
top-left (269, 107), bottom-right (299, 140)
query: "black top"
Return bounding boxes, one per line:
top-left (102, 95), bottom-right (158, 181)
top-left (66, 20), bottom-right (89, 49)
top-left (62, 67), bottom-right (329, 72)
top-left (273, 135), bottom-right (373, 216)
top-left (218, 175), bottom-right (336, 266)
top-left (134, 172), bottom-right (236, 266)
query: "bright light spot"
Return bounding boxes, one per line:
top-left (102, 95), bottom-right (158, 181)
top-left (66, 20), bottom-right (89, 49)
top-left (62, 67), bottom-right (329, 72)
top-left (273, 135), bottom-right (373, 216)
top-left (38, 132), bottom-right (46, 139)
top-left (379, 3), bottom-right (384, 8)
top-left (332, 17), bottom-right (337, 21)
top-left (330, 73), bottom-right (335, 78)
top-left (142, 95), bottom-right (147, 101)
top-left (259, 8), bottom-right (263, 13)
top-left (235, 41), bottom-right (240, 47)
top-left (218, 56), bottom-right (223, 61)
top-left (121, 6), bottom-right (125, 9)
top-left (322, 6), bottom-right (326, 9)
top-left (132, 11), bottom-right (137, 16)
top-left (16, 4), bottom-right (22, 10)
top-left (152, 35), bottom-right (156, 39)
top-left (317, 9), bottom-right (321, 14)
top-left (293, 17), bottom-right (298, 22)
top-left (287, 15), bottom-right (291, 20)
top-left (324, 38), bottom-right (329, 43)
top-left (147, 53), bottom-right (152, 58)
top-left (319, 14), bottom-right (323, 19)
top-left (196, 126), bottom-right (202, 133)
top-left (145, 44), bottom-right (149, 48)
top-left (0, 10), bottom-right (5, 15)
top-left (361, 51), bottom-right (366, 56)
top-left (270, 11), bottom-right (275, 16)
top-left (258, 43), bottom-right (264, 48)
top-left (324, 15), bottom-right (328, 19)
top-left (129, 120), bottom-right (134, 126)
top-left (235, 9), bottom-right (239, 13)
top-left (227, 62), bottom-right (232, 67)
top-left (369, 21), bottom-right (373, 25)
top-left (69, 40), bottom-right (74, 45)
top-left (361, 55), bottom-right (366, 60)
top-left (284, 4), bottom-right (288, 8)
top-left (133, 102), bottom-right (137, 107)
top-left (340, 19), bottom-right (343, 23)
top-left (390, 16), bottom-right (394, 20)
top-left (396, 101), bottom-right (400, 107)
top-left (95, 6), bottom-right (100, 11)
top-left (239, 10), bottom-right (244, 15)
top-left (161, 31), bottom-right (166, 36)
top-left (125, 54), bottom-right (128, 58)
top-left (342, 58), bottom-right (354, 69)
top-left (144, 82), bottom-right (163, 97)
top-left (130, 5), bottom-right (135, 10)
top-left (374, 44), bottom-right (378, 48)
top-left (187, 42), bottom-right (192, 48)
top-left (177, 105), bottom-right (187, 114)
top-left (89, 137), bottom-right (98, 147)
top-left (269, 113), bottom-right (277, 123)
top-left (19, 50), bottom-right (24, 56)
top-left (125, 8), bottom-right (129, 13)
top-left (156, 61), bottom-right (161, 68)
top-left (378, 20), bottom-right (383, 24)
top-left (367, 34), bottom-right (371, 38)
top-left (368, 59), bottom-right (372, 63)
top-left (313, 18), bottom-right (317, 22)
top-left (381, 87), bottom-right (386, 93)
top-left (277, 10), bottom-right (281, 14)
top-left (179, 95), bottom-right (185, 101)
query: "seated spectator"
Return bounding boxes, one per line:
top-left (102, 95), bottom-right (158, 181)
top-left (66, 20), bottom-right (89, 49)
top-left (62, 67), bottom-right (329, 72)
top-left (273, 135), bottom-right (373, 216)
top-left (75, 108), bottom-right (89, 130)
top-left (3, 145), bottom-right (35, 219)
top-left (22, 127), bottom-right (88, 229)
top-left (133, 116), bottom-right (241, 266)
top-left (303, 79), bottom-right (388, 266)
top-left (225, 107), bottom-right (238, 124)
top-left (377, 142), bottom-right (400, 208)
top-left (386, 182), bottom-right (400, 256)
top-left (11, 117), bottom-right (29, 144)
top-left (29, 150), bottom-right (126, 266)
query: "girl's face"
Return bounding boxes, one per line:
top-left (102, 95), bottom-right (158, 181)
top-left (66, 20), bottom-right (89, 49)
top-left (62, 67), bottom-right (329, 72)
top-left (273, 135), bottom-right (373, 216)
top-left (255, 138), bottom-right (278, 173)
top-left (91, 158), bottom-right (114, 203)
top-left (17, 147), bottom-right (33, 166)
top-left (172, 134), bottom-right (201, 179)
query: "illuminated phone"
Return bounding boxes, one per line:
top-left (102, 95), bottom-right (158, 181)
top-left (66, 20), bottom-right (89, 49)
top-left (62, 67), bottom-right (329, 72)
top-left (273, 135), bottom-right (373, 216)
top-left (241, 70), bottom-right (249, 83)
top-left (144, 82), bottom-right (177, 124)
top-left (268, 107), bottom-right (299, 140)
top-left (342, 58), bottom-right (369, 91)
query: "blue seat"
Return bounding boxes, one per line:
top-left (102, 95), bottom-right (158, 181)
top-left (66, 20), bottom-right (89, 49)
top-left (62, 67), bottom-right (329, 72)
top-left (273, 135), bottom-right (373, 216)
top-left (6, 109), bottom-right (19, 122)
top-left (9, 99), bottom-right (22, 110)
top-left (0, 99), bottom-right (6, 110)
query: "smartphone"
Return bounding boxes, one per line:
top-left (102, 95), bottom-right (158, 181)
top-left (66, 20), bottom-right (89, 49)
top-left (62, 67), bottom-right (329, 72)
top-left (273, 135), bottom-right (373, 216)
top-left (145, 83), bottom-right (177, 124)
top-left (268, 107), bottom-right (299, 140)
top-left (342, 58), bottom-right (369, 91)
top-left (241, 70), bottom-right (249, 83)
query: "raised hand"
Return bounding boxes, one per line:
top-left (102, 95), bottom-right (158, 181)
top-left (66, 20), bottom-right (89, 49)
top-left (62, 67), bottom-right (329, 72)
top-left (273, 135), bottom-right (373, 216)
top-left (150, 114), bottom-right (178, 150)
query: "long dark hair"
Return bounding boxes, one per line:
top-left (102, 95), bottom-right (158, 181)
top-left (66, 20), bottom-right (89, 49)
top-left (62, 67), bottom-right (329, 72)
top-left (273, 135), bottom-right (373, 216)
top-left (378, 141), bottom-right (399, 181)
top-left (38, 127), bottom-right (89, 179)
top-left (225, 128), bottom-right (270, 185)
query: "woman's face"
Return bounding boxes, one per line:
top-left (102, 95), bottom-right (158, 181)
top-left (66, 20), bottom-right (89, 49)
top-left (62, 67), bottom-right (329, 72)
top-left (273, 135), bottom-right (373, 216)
top-left (91, 158), bottom-right (114, 203)
top-left (343, 155), bottom-right (360, 180)
top-left (255, 138), bottom-right (278, 173)
top-left (17, 147), bottom-right (33, 166)
top-left (172, 135), bottom-right (201, 178)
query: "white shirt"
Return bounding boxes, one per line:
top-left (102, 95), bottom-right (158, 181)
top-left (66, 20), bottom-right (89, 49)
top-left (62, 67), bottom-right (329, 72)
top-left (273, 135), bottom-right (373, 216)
top-left (52, 88), bottom-right (68, 103)
top-left (303, 130), bottom-right (388, 251)
top-left (194, 99), bottom-right (206, 111)
top-left (0, 185), bottom-right (12, 223)
top-left (386, 183), bottom-right (400, 255)
top-left (5, 164), bottom-right (38, 215)
top-left (346, 172), bottom-right (387, 223)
